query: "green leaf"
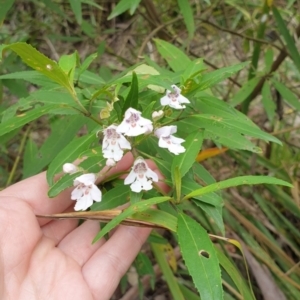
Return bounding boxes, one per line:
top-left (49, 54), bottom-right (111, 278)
top-left (190, 114), bottom-right (280, 144)
top-left (178, 117), bottom-right (261, 153)
top-left (0, 104), bottom-right (58, 136)
top-left (261, 81), bottom-right (276, 123)
top-left (192, 201), bottom-right (224, 236)
top-left (171, 130), bottom-right (204, 183)
top-left (271, 78), bottom-right (300, 111)
top-left (107, 0), bottom-right (141, 19)
top-left (76, 69), bottom-right (105, 85)
top-left (69, 0), bottom-right (82, 24)
top-left (78, 52), bottom-right (98, 75)
top-left (59, 52), bottom-right (78, 83)
top-left (181, 177), bottom-right (223, 207)
top-left (48, 173), bottom-right (80, 197)
top-left (154, 39), bottom-right (191, 72)
top-left (196, 62), bottom-right (249, 92)
top-left (184, 175), bottom-right (292, 200)
top-left (47, 132), bottom-right (98, 186)
top-left (23, 138), bottom-right (39, 179)
top-left (272, 6), bottom-right (300, 73)
top-left (215, 247), bottom-right (255, 300)
top-left (151, 241), bottom-right (185, 300)
top-left (93, 196), bottom-right (171, 243)
top-left (131, 209), bottom-right (177, 232)
top-left (177, 213), bottom-right (223, 299)
top-left (22, 115), bottom-right (84, 178)
top-left (122, 72), bottom-right (138, 114)
top-left (229, 77), bottom-right (260, 107)
top-left (0, 0), bottom-right (15, 22)
top-left (174, 166), bottom-right (182, 203)
top-left (1, 43), bottom-right (75, 95)
top-left (183, 58), bottom-right (206, 82)
top-left (134, 253), bottom-right (155, 289)
top-left (177, 0), bottom-right (195, 39)
top-left (1, 90), bottom-right (78, 123)
top-left (91, 185), bottom-right (130, 210)
top-left (0, 70), bottom-right (60, 88)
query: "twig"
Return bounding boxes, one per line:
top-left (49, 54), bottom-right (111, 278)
top-left (198, 18), bottom-right (284, 53)
top-left (5, 125), bottom-right (31, 187)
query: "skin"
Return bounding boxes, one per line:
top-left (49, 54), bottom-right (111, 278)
top-left (0, 153), bottom-right (168, 300)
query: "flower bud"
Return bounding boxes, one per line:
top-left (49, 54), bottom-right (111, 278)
top-left (106, 158), bottom-right (116, 167)
top-left (152, 110), bottom-right (164, 121)
top-left (63, 163), bottom-right (78, 174)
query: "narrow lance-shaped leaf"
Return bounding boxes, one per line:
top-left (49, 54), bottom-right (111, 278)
top-left (107, 0), bottom-right (141, 19)
top-left (177, 0), bottom-right (195, 39)
top-left (261, 81), bottom-right (276, 123)
top-left (47, 132), bottom-right (98, 186)
top-left (177, 213), bottom-right (223, 299)
top-left (69, 0), bottom-right (82, 24)
top-left (154, 39), bottom-right (191, 72)
top-left (93, 196), bottom-right (171, 243)
top-left (215, 247), bottom-right (255, 300)
top-left (271, 78), bottom-right (300, 111)
top-left (195, 62), bottom-right (249, 92)
top-left (272, 6), bottom-right (300, 74)
top-left (171, 130), bottom-right (204, 184)
top-left (1, 43), bottom-right (75, 95)
top-left (122, 71), bottom-right (139, 114)
top-left (0, 104), bottom-right (59, 137)
top-left (183, 175), bottom-right (292, 200)
top-left (229, 77), bottom-right (261, 107)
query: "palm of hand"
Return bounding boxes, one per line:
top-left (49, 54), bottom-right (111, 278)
top-left (0, 156), bottom-right (165, 300)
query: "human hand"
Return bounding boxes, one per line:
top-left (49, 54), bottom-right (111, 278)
top-left (0, 153), bottom-right (167, 300)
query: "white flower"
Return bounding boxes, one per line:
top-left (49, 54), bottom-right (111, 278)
top-left (117, 108), bottom-right (153, 136)
top-left (63, 163), bottom-right (78, 174)
top-left (102, 124), bottom-right (131, 161)
top-left (155, 125), bottom-right (185, 155)
top-left (152, 110), bottom-right (164, 120)
top-left (160, 84), bottom-right (190, 109)
top-left (124, 157), bottom-right (158, 193)
top-left (71, 173), bottom-right (101, 211)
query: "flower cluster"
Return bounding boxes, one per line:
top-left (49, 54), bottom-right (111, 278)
top-left (63, 85), bottom-right (190, 211)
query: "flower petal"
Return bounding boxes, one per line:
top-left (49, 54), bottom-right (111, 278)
top-left (74, 173), bottom-right (96, 186)
top-left (74, 194), bottom-right (93, 211)
top-left (116, 121), bottom-right (130, 134)
top-left (71, 186), bottom-right (83, 200)
top-left (90, 185), bottom-right (102, 202)
top-left (178, 95), bottom-right (190, 104)
top-left (145, 168), bottom-right (158, 182)
top-left (118, 135), bottom-right (131, 149)
top-left (160, 95), bottom-right (170, 106)
top-left (130, 181), bottom-right (142, 193)
top-left (168, 144), bottom-right (185, 155)
top-left (124, 170), bottom-right (137, 185)
top-left (141, 179), bottom-right (153, 191)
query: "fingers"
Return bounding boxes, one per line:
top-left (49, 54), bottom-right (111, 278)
top-left (0, 153), bottom-right (135, 226)
top-left (57, 220), bottom-right (106, 266)
top-left (82, 226), bottom-right (151, 300)
top-left (41, 205), bottom-right (79, 244)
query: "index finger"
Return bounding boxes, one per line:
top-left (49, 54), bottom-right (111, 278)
top-left (0, 152), bottom-right (134, 222)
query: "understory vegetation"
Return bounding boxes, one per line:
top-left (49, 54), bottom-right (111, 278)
top-left (1, 0), bottom-right (300, 299)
